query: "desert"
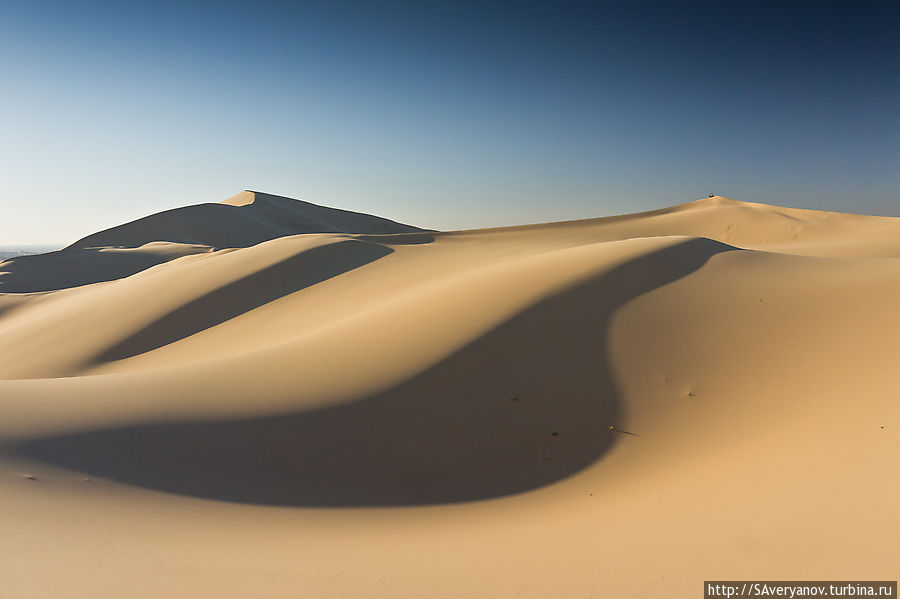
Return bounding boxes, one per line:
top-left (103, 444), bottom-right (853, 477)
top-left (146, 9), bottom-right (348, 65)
top-left (1, 191), bottom-right (897, 597)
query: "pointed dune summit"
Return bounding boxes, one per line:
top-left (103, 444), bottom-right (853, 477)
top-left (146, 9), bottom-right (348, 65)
top-left (68, 190), bottom-right (428, 250)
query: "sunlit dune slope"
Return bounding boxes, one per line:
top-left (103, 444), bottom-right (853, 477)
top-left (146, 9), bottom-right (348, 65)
top-left (0, 194), bottom-right (897, 598)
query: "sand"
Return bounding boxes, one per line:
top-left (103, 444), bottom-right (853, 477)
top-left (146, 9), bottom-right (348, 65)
top-left (0, 192), bottom-right (897, 597)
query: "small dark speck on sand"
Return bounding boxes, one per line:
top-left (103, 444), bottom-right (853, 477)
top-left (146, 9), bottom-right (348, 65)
top-left (550, 431), bottom-right (560, 437)
top-left (510, 397), bottom-right (519, 402)
top-left (609, 426), bottom-right (639, 437)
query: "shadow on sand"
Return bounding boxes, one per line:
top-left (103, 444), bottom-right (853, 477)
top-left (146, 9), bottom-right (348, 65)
top-left (93, 239), bottom-right (395, 363)
top-left (0, 248), bottom-right (208, 293)
top-left (0, 233), bottom-right (433, 294)
top-left (8, 238), bottom-right (734, 507)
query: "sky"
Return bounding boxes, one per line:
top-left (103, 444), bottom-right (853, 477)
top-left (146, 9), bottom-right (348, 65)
top-left (1, 0), bottom-right (898, 245)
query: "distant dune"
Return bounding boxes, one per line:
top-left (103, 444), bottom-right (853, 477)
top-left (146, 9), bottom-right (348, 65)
top-left (0, 193), bottom-right (897, 598)
top-left (0, 191), bottom-right (428, 293)
top-left (69, 190), bottom-right (428, 250)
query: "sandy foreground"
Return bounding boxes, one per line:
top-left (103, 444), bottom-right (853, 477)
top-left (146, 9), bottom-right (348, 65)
top-left (1, 192), bottom-right (897, 598)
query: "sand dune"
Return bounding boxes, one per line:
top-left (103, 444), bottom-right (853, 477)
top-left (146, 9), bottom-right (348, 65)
top-left (1, 194), bottom-right (897, 597)
top-left (71, 190), bottom-right (428, 249)
top-left (0, 191), bottom-right (426, 293)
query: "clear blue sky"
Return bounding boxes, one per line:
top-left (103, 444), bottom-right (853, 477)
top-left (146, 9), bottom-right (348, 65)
top-left (2, 1), bottom-right (898, 245)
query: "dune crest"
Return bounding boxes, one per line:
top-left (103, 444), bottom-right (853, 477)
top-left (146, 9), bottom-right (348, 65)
top-left (220, 190), bottom-right (256, 206)
top-left (1, 193), bottom-right (897, 598)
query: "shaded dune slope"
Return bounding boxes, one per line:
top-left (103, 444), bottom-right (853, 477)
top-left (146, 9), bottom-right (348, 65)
top-left (7, 238), bottom-right (731, 506)
top-left (69, 190), bottom-right (428, 249)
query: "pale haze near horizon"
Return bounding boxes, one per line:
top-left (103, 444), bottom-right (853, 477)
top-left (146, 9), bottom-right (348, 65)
top-left (1, 2), bottom-right (897, 246)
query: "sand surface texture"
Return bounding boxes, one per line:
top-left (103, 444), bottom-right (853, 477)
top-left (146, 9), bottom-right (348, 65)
top-left (1, 193), bottom-right (897, 597)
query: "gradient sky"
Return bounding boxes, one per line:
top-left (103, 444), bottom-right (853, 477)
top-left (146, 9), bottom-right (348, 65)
top-left (2, 0), bottom-right (898, 245)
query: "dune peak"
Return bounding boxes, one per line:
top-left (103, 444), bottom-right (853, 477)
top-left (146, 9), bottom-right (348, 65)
top-left (58, 190), bottom-right (428, 254)
top-left (221, 191), bottom-right (256, 207)
top-left (688, 195), bottom-right (742, 207)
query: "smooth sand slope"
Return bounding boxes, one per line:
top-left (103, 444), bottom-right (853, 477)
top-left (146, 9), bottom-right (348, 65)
top-left (0, 193), bottom-right (897, 597)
